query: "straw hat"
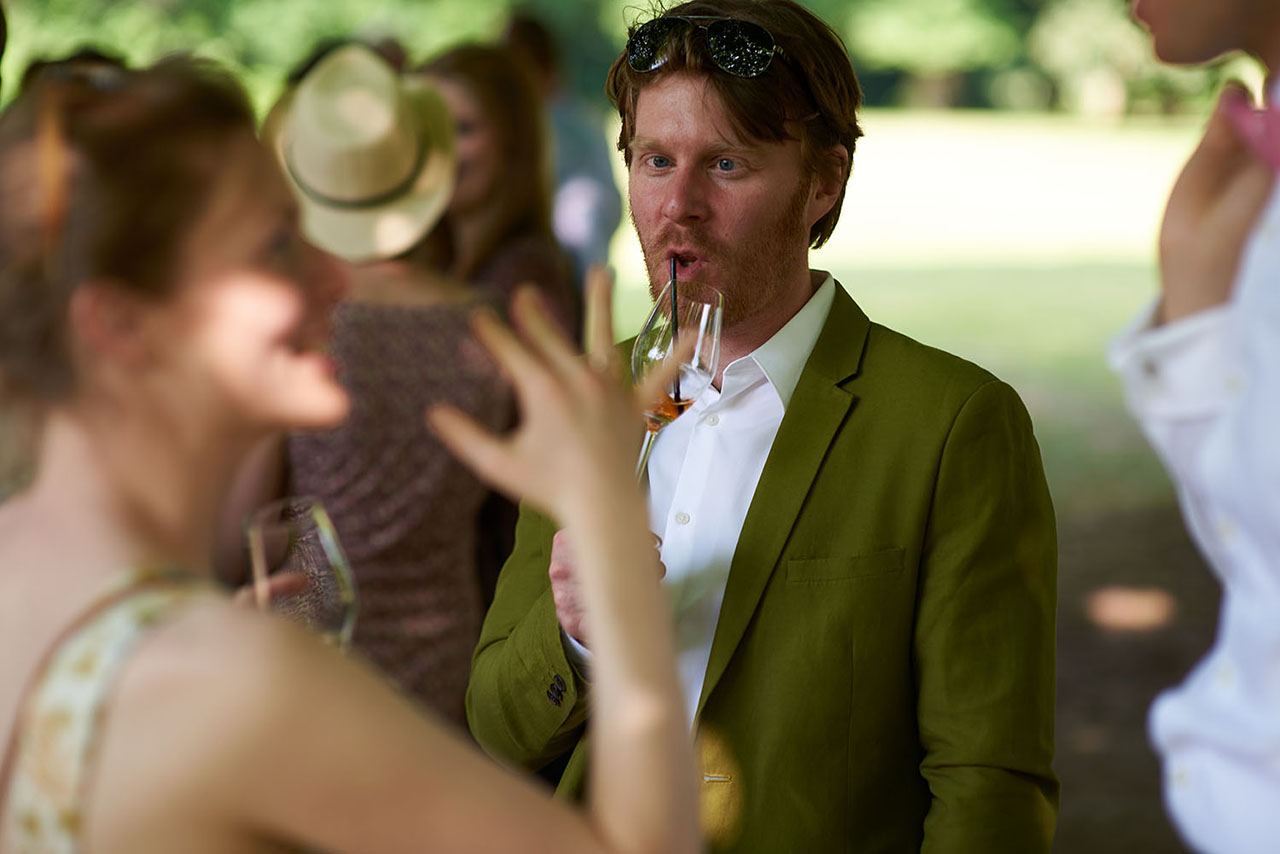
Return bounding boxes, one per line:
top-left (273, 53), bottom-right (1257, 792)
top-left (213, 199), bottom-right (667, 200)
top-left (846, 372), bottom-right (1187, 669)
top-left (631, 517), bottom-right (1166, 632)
top-left (262, 44), bottom-right (455, 262)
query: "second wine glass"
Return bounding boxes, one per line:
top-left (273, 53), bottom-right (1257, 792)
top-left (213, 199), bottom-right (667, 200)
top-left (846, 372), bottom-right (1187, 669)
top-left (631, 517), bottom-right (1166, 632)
top-left (246, 496), bottom-right (358, 650)
top-left (631, 279), bottom-right (723, 480)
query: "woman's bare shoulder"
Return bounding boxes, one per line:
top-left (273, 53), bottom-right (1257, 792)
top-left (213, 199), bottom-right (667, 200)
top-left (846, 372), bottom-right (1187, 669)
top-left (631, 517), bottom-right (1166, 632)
top-left (85, 596), bottom-right (395, 849)
top-left (108, 594), bottom-right (336, 739)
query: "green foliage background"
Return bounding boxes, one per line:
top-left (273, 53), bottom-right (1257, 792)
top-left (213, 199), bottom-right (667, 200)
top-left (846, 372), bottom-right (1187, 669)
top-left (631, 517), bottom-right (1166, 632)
top-left (0, 0), bottom-right (1242, 114)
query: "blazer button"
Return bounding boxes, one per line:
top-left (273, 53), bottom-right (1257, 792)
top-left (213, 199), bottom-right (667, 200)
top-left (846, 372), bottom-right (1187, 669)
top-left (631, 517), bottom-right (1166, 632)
top-left (553, 674), bottom-right (566, 692)
top-left (547, 687), bottom-right (562, 706)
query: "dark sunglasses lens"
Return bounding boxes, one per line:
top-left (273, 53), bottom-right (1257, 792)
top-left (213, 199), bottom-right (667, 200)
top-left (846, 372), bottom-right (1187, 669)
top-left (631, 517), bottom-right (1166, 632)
top-left (627, 17), bottom-right (687, 72)
top-left (706, 19), bottom-right (776, 77)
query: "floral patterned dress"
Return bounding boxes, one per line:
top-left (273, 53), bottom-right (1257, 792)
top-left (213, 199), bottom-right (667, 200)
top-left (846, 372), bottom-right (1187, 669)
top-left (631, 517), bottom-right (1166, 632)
top-left (0, 569), bottom-right (208, 853)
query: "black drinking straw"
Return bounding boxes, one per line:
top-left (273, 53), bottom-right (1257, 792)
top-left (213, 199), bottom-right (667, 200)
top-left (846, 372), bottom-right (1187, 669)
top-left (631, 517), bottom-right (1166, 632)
top-left (669, 257), bottom-right (681, 401)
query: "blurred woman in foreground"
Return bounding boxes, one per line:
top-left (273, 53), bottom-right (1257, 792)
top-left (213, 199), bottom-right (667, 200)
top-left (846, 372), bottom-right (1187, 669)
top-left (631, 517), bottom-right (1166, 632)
top-left (0, 58), bottom-right (696, 853)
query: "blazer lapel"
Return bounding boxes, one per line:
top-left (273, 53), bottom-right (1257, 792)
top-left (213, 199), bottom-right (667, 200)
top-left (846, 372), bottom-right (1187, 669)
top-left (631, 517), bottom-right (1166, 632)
top-left (694, 284), bottom-right (870, 723)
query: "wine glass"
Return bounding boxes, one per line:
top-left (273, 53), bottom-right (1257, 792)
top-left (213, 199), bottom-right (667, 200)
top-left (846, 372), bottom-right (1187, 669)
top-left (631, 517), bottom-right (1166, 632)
top-left (246, 497), bottom-right (358, 650)
top-left (631, 279), bottom-right (723, 479)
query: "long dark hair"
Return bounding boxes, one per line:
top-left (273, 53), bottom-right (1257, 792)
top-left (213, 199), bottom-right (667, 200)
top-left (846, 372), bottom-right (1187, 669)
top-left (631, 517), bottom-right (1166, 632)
top-left (417, 43), bottom-right (553, 280)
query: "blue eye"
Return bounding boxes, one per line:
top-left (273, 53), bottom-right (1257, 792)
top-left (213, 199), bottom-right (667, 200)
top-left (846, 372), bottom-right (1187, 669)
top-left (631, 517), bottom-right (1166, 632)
top-left (716, 158), bottom-right (737, 172)
top-left (650, 155), bottom-right (671, 169)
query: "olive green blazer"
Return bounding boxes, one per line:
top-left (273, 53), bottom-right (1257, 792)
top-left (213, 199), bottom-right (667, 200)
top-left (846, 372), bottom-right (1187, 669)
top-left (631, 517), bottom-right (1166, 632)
top-left (467, 284), bottom-right (1059, 853)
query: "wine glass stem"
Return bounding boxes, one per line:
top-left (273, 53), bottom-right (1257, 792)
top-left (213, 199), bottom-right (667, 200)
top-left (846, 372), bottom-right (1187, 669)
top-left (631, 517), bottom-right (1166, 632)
top-left (635, 428), bottom-right (659, 485)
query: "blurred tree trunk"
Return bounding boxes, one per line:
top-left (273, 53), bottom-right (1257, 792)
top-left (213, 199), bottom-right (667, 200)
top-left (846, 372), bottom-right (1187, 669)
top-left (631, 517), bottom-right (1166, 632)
top-left (901, 72), bottom-right (965, 108)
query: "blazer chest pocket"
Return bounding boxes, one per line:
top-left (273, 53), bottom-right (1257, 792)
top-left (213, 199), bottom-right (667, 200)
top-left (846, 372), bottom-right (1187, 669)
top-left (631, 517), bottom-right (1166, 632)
top-left (785, 547), bottom-right (905, 584)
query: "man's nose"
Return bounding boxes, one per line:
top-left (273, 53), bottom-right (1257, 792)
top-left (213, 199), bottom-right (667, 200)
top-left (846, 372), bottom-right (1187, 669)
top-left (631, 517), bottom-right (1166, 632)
top-left (662, 167), bottom-right (712, 224)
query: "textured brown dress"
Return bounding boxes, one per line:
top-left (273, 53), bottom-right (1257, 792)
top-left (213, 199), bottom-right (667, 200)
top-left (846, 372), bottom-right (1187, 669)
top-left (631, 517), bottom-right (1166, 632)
top-left (287, 299), bottom-right (510, 729)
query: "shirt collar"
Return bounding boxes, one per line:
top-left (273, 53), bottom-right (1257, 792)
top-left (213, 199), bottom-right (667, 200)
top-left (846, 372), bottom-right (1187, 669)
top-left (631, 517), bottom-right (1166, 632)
top-left (718, 273), bottom-right (835, 410)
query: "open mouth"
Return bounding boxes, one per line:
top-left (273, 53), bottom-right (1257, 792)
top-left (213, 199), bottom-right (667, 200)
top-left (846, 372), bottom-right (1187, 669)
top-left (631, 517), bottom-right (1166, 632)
top-left (667, 250), bottom-right (699, 266)
top-left (665, 250), bottom-right (707, 278)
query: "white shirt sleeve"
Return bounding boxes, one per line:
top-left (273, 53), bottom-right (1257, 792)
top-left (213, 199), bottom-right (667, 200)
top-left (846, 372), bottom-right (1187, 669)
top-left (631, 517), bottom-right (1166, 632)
top-left (561, 627), bottom-right (593, 669)
top-left (1110, 182), bottom-right (1280, 852)
top-left (1108, 300), bottom-right (1238, 487)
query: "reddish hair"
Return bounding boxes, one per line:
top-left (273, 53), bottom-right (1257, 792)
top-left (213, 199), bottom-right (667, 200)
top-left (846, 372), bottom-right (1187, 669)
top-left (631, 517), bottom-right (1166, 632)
top-left (605, 0), bottom-right (863, 248)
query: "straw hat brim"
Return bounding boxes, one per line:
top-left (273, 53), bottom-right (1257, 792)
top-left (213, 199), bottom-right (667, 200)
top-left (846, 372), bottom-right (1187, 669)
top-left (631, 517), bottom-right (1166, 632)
top-left (261, 76), bottom-right (456, 263)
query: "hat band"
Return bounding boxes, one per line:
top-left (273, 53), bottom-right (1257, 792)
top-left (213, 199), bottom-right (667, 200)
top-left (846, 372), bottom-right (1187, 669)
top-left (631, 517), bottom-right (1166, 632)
top-left (284, 140), bottom-right (427, 211)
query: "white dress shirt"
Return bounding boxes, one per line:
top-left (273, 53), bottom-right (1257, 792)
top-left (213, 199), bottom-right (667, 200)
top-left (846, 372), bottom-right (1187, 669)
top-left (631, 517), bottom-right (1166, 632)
top-left (1109, 179), bottom-right (1280, 852)
top-left (646, 275), bottom-right (834, 727)
top-left (563, 275), bottom-right (835, 727)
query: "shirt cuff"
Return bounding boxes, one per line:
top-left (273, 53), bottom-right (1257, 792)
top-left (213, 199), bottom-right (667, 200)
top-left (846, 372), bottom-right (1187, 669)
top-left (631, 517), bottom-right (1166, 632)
top-left (1108, 301), bottom-right (1241, 420)
top-left (560, 627), bottom-right (594, 675)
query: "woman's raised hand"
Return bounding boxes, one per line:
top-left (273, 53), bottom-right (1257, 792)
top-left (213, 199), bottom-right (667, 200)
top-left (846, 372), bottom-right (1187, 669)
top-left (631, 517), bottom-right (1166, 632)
top-left (427, 266), bottom-right (682, 524)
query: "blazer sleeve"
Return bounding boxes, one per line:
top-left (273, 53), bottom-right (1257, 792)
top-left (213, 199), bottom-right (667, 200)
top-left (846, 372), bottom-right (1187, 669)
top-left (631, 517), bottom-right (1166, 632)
top-left (915, 379), bottom-right (1060, 853)
top-left (465, 502), bottom-right (591, 770)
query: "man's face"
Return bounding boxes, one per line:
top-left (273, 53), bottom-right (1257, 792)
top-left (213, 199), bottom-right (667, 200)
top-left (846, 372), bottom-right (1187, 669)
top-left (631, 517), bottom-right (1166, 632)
top-left (627, 72), bottom-right (824, 328)
top-left (1132, 0), bottom-right (1266, 64)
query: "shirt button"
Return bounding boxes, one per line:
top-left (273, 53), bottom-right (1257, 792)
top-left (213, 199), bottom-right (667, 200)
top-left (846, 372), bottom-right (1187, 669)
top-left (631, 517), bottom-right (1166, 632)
top-left (705, 414), bottom-right (720, 426)
top-left (1171, 765), bottom-right (1190, 789)
top-left (675, 512), bottom-right (691, 525)
top-left (1214, 663), bottom-right (1236, 688)
top-left (1224, 374), bottom-right (1243, 396)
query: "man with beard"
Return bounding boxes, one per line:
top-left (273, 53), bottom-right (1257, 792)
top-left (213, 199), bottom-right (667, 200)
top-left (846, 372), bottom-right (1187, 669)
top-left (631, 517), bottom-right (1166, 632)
top-left (467, 1), bottom-right (1058, 850)
top-left (1111, 1), bottom-right (1280, 851)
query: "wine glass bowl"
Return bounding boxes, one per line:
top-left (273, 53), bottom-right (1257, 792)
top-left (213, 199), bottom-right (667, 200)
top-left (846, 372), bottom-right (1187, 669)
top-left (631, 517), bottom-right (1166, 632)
top-left (631, 280), bottom-right (723, 476)
top-left (246, 497), bottom-right (358, 650)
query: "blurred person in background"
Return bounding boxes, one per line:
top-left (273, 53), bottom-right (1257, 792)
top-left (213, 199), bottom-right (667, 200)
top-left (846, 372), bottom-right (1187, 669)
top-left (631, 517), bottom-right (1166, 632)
top-left (0, 55), bottom-right (698, 853)
top-left (1111, 2), bottom-right (1280, 852)
top-left (415, 43), bottom-right (580, 335)
top-left (503, 10), bottom-right (624, 290)
top-left (414, 42), bottom-right (582, 606)
top-left (221, 44), bottom-right (510, 729)
top-left (468, 1), bottom-right (1059, 850)
top-left (20, 47), bottom-right (126, 92)
top-left (283, 34), bottom-right (407, 86)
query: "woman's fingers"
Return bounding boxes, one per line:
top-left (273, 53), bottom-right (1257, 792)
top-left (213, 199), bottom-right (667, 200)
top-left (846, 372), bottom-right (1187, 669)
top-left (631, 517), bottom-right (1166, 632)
top-left (426, 403), bottom-right (517, 497)
top-left (509, 286), bottom-right (583, 381)
top-left (584, 265), bottom-right (619, 374)
top-left (468, 305), bottom-right (563, 415)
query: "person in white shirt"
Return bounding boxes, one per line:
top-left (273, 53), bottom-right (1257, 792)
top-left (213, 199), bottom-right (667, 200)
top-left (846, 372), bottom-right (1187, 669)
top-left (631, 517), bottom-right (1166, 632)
top-left (467, 1), bottom-right (1059, 850)
top-left (1113, 2), bottom-right (1280, 852)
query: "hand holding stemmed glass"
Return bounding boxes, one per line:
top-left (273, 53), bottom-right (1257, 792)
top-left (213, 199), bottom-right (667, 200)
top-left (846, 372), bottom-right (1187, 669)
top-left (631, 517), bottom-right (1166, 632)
top-left (245, 496), bottom-right (359, 650)
top-left (631, 262), bottom-right (723, 481)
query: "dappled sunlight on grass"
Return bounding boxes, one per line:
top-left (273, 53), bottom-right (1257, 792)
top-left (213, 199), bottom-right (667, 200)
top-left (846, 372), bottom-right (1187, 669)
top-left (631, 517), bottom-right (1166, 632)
top-left (1086, 586), bottom-right (1178, 634)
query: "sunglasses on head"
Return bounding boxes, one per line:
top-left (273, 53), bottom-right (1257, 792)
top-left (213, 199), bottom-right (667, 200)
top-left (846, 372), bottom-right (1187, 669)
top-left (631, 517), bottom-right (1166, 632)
top-left (626, 15), bottom-right (782, 79)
